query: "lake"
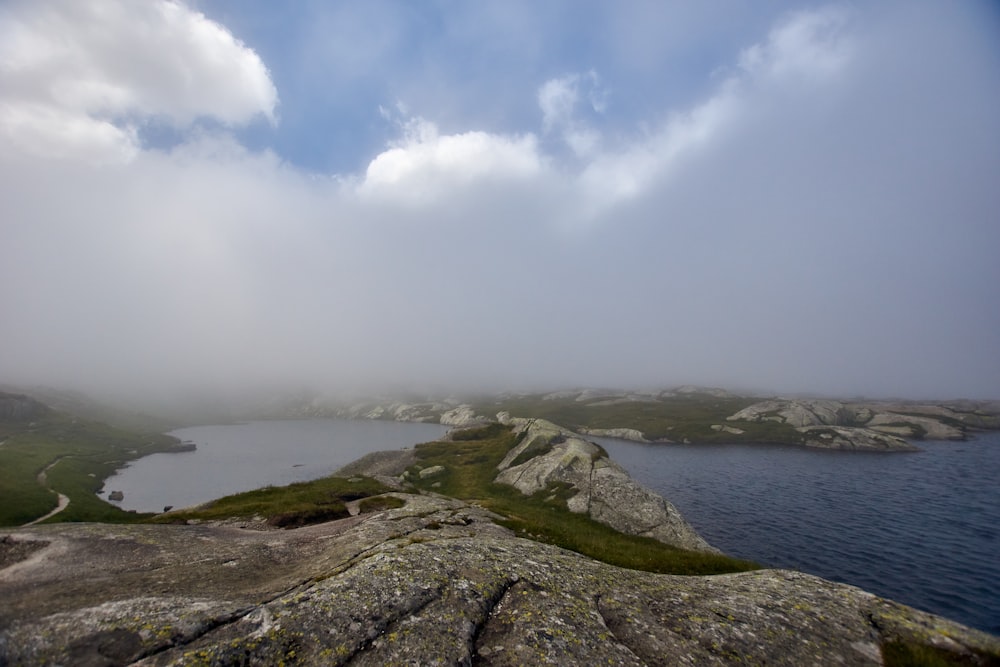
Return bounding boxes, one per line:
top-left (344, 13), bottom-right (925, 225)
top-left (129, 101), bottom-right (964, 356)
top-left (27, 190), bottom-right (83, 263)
top-left (104, 418), bottom-right (999, 635)
top-left (102, 419), bottom-right (449, 513)
top-left (594, 432), bottom-right (1000, 635)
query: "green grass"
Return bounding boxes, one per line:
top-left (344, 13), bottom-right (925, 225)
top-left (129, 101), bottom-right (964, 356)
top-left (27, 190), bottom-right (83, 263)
top-left (151, 475), bottom-right (395, 527)
top-left (881, 640), bottom-right (995, 667)
top-left (0, 402), bottom-right (752, 575)
top-left (405, 423), bottom-right (759, 576)
top-left (0, 412), bottom-right (188, 526)
top-left (473, 393), bottom-right (805, 445)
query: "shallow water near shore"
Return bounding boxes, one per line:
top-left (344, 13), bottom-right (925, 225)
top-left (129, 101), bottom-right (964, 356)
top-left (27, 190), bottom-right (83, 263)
top-left (594, 432), bottom-right (1000, 635)
top-left (102, 419), bottom-right (448, 514)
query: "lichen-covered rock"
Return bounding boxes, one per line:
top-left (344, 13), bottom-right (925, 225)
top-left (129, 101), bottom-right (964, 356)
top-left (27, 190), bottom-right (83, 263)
top-left (495, 419), bottom-right (716, 553)
top-left (440, 405), bottom-right (482, 426)
top-left (866, 412), bottom-right (964, 440)
top-left (797, 426), bottom-right (919, 451)
top-left (417, 465), bottom-right (446, 479)
top-left (2, 495), bottom-right (996, 666)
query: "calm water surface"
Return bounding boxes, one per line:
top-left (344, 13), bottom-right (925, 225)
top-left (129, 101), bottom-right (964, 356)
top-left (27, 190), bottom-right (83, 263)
top-left (102, 419), bottom-right (448, 514)
top-left (595, 432), bottom-right (1000, 635)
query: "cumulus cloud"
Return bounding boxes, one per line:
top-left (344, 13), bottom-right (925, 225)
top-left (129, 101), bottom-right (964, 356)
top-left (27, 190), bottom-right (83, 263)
top-left (358, 117), bottom-right (544, 204)
top-left (0, 0), bottom-right (277, 162)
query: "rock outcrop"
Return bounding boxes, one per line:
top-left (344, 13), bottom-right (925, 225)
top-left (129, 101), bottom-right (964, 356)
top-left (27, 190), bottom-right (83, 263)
top-left (0, 392), bottom-right (49, 422)
top-left (439, 405), bottom-right (484, 427)
top-left (722, 398), bottom-right (1000, 450)
top-left (577, 426), bottom-right (650, 442)
top-left (495, 419), bottom-right (716, 553)
top-left (2, 495), bottom-right (997, 666)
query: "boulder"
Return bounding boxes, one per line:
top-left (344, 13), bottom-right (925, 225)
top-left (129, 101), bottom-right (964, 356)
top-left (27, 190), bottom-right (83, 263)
top-left (417, 465), bottom-right (446, 479)
top-left (440, 405), bottom-right (481, 426)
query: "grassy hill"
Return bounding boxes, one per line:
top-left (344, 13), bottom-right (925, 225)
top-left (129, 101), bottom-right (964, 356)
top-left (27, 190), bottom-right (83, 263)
top-left (0, 401), bottom-right (191, 526)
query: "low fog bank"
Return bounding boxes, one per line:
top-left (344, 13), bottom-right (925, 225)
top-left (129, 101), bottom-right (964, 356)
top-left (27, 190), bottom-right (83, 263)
top-left (2, 2), bottom-right (998, 410)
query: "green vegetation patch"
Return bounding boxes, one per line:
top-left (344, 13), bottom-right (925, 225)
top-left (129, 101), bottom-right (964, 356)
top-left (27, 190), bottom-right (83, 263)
top-left (406, 423), bottom-right (758, 576)
top-left (152, 476), bottom-right (394, 527)
top-left (881, 640), bottom-right (993, 667)
top-left (473, 393), bottom-right (805, 445)
top-left (0, 412), bottom-right (188, 526)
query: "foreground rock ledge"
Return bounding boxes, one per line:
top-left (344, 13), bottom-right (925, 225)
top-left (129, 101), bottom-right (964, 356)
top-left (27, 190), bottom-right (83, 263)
top-left (2, 495), bottom-right (998, 666)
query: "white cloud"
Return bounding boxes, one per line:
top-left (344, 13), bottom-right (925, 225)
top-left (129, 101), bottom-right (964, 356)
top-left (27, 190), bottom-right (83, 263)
top-left (0, 102), bottom-right (140, 163)
top-left (538, 75), bottom-right (580, 132)
top-left (0, 0), bottom-right (277, 162)
top-left (358, 117), bottom-right (544, 204)
top-left (537, 70), bottom-right (608, 159)
top-left (738, 6), bottom-right (853, 82)
top-left (577, 8), bottom-right (855, 211)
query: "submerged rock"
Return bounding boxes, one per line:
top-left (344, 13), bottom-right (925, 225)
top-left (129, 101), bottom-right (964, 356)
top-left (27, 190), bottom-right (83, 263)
top-left (2, 496), bottom-right (996, 666)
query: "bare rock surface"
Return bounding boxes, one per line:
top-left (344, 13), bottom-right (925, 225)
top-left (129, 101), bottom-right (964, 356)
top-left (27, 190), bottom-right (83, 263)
top-left (2, 495), bottom-right (997, 666)
top-left (725, 398), bottom-right (1000, 450)
top-left (577, 426), bottom-right (651, 442)
top-left (0, 391), bottom-right (49, 421)
top-left (495, 419), bottom-right (717, 553)
top-left (440, 405), bottom-right (484, 427)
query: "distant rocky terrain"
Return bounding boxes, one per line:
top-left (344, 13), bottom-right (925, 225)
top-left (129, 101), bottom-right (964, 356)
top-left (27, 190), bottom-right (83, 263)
top-left (727, 398), bottom-right (1000, 451)
top-left (255, 387), bottom-right (1000, 452)
top-left (0, 391), bottom-right (49, 422)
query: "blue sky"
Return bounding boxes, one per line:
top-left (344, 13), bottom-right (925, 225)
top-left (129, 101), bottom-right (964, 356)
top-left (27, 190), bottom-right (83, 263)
top-left (1, 0), bottom-right (999, 403)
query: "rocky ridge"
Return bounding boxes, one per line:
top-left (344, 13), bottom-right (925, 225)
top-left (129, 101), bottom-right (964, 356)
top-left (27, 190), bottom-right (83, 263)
top-left (3, 493), bottom-right (999, 666)
top-left (493, 417), bottom-right (716, 552)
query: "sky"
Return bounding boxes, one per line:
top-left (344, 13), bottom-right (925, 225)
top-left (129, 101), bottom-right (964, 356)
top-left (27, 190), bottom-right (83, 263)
top-left (1, 0), bottom-right (999, 405)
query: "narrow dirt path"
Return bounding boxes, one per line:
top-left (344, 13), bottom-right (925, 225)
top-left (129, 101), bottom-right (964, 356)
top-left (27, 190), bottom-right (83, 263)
top-left (23, 459), bottom-right (70, 526)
